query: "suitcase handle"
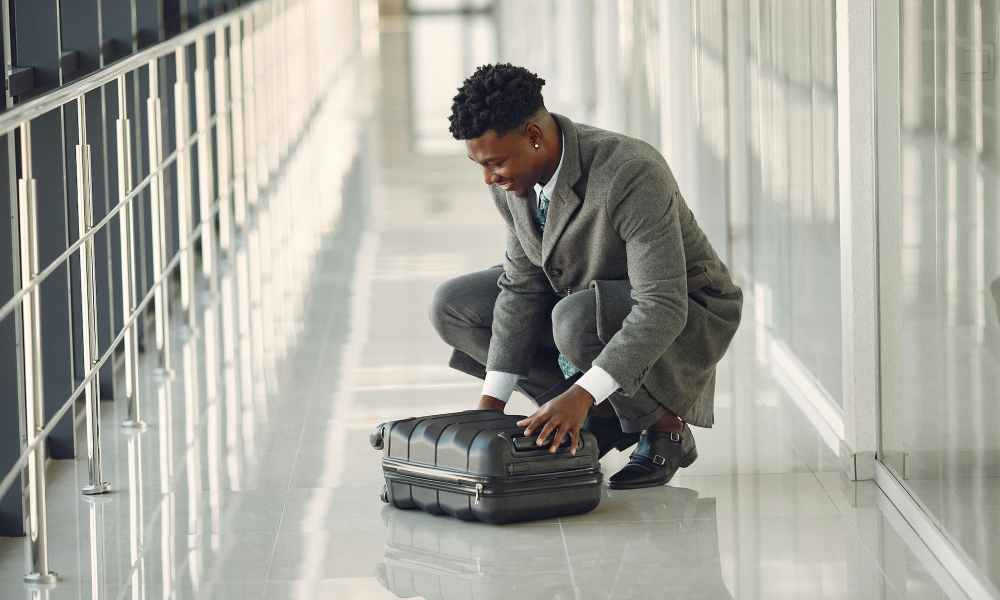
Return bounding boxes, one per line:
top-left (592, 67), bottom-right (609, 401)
top-left (511, 434), bottom-right (575, 452)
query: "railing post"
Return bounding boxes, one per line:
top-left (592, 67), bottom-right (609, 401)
top-left (194, 36), bottom-right (217, 280)
top-left (76, 95), bottom-right (111, 496)
top-left (229, 19), bottom-right (248, 231)
top-left (17, 121), bottom-right (58, 586)
top-left (241, 12), bottom-right (259, 210)
top-left (174, 47), bottom-right (197, 329)
top-left (116, 75), bottom-right (144, 430)
top-left (146, 59), bottom-right (173, 376)
top-left (214, 26), bottom-right (233, 254)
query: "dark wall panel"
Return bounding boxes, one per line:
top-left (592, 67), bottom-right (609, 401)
top-left (86, 87), bottom-right (116, 401)
top-left (126, 70), bottom-right (152, 351)
top-left (100, 81), bottom-right (125, 391)
top-left (10, 0), bottom-right (61, 100)
top-left (100, 0), bottom-right (133, 64)
top-left (164, 0), bottom-right (184, 37)
top-left (31, 109), bottom-right (76, 460)
top-left (136, 0), bottom-right (163, 49)
top-left (58, 1), bottom-right (101, 81)
top-left (0, 138), bottom-right (25, 536)
top-left (61, 99), bottom-right (85, 395)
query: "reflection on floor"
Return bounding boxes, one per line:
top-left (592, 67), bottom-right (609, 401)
top-left (0, 49), bottom-right (959, 600)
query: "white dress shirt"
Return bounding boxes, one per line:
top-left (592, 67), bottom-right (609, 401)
top-left (481, 132), bottom-right (622, 405)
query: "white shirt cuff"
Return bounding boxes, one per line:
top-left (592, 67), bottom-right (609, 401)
top-left (481, 371), bottom-right (520, 403)
top-left (575, 366), bottom-right (621, 404)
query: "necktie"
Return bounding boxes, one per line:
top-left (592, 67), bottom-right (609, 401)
top-left (536, 189), bottom-right (551, 229)
top-left (537, 189), bottom-right (580, 380)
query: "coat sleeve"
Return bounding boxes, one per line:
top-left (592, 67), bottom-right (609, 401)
top-left (591, 159), bottom-right (689, 396)
top-left (485, 193), bottom-right (555, 376)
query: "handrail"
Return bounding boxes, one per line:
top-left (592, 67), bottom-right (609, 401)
top-left (0, 115), bottom-right (215, 325)
top-left (0, 212), bottom-right (213, 501)
top-left (0, 3), bottom-right (257, 138)
top-left (0, 41), bottom-right (359, 504)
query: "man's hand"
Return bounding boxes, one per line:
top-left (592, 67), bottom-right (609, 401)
top-left (516, 385), bottom-right (593, 455)
top-left (478, 395), bottom-right (506, 412)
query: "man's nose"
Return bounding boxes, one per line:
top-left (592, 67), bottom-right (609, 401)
top-left (483, 167), bottom-right (497, 186)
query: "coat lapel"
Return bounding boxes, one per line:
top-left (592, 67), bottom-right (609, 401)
top-left (541, 114), bottom-right (583, 267)
top-left (505, 188), bottom-right (542, 261)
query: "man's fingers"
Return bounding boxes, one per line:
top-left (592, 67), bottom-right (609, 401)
top-left (517, 410), bottom-right (542, 434)
top-left (515, 416), bottom-right (533, 433)
top-left (569, 427), bottom-right (580, 456)
top-left (535, 419), bottom-right (559, 446)
top-left (549, 424), bottom-right (570, 453)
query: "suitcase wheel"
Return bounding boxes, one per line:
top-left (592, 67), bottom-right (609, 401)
top-left (369, 424), bottom-right (385, 450)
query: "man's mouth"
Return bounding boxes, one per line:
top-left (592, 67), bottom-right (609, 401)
top-left (498, 181), bottom-right (515, 191)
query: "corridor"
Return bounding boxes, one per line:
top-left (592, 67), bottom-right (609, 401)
top-left (0, 14), bottom-right (958, 600)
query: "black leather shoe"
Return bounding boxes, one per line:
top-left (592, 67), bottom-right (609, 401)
top-left (583, 414), bottom-right (640, 459)
top-left (607, 425), bottom-right (697, 490)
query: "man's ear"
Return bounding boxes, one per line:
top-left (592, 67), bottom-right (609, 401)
top-left (523, 121), bottom-right (544, 147)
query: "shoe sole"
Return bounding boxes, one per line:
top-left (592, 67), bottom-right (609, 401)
top-left (606, 447), bottom-right (698, 490)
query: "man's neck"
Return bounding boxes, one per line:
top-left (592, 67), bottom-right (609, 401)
top-left (537, 122), bottom-right (563, 187)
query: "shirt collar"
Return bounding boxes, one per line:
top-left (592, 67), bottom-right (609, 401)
top-left (534, 131), bottom-right (565, 201)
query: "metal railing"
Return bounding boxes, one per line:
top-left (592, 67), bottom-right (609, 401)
top-left (0, 0), bottom-right (355, 585)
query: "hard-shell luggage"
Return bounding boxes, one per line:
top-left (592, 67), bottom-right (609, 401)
top-left (369, 409), bottom-right (602, 524)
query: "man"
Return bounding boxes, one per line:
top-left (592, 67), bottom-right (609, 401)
top-left (430, 64), bottom-right (742, 489)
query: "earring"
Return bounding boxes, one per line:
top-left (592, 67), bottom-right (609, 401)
top-left (533, 143), bottom-right (540, 149)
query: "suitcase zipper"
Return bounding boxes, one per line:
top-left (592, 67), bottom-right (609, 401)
top-left (383, 460), bottom-right (601, 503)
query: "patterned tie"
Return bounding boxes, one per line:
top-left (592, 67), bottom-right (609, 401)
top-left (537, 189), bottom-right (580, 380)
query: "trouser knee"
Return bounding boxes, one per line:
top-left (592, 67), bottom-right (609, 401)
top-left (550, 292), bottom-right (600, 368)
top-left (429, 273), bottom-right (492, 346)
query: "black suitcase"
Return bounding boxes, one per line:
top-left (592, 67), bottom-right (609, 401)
top-left (369, 409), bottom-right (603, 524)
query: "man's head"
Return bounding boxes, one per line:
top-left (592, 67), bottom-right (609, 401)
top-left (449, 63), bottom-right (561, 196)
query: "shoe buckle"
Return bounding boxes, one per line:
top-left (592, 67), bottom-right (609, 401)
top-left (668, 431), bottom-right (681, 443)
top-left (652, 454), bottom-right (666, 466)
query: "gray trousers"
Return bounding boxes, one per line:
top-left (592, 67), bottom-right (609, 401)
top-left (430, 266), bottom-right (667, 433)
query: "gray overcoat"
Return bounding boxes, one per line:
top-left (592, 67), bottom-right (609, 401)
top-left (457, 113), bottom-right (742, 428)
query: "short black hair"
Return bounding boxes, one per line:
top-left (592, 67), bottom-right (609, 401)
top-left (448, 63), bottom-right (546, 140)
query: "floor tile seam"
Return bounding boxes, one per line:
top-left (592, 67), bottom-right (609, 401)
top-left (556, 518), bottom-right (582, 593)
top-left (824, 509), bottom-right (909, 598)
top-left (802, 476), bottom-right (941, 597)
top-left (153, 387), bottom-right (307, 483)
top-left (262, 494), bottom-right (292, 582)
top-left (564, 514), bottom-right (724, 524)
top-left (808, 469), bottom-right (852, 518)
top-left (291, 300), bottom-right (349, 386)
top-left (73, 392), bottom-right (243, 549)
top-left (562, 514), bottom-right (848, 527)
top-left (261, 220), bottom-right (372, 579)
top-left (671, 470), bottom-right (838, 483)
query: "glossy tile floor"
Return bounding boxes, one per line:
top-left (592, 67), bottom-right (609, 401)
top-left (0, 29), bottom-right (964, 600)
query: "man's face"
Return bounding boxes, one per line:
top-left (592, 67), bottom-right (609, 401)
top-left (465, 127), bottom-right (542, 196)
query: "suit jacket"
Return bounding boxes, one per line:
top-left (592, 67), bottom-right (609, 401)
top-left (482, 113), bottom-right (742, 427)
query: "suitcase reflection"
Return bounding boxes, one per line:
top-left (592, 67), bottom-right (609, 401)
top-left (375, 486), bottom-right (733, 599)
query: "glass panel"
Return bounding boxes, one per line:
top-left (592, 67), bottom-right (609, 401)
top-left (878, 0), bottom-right (1000, 588)
top-left (744, 0), bottom-right (843, 404)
